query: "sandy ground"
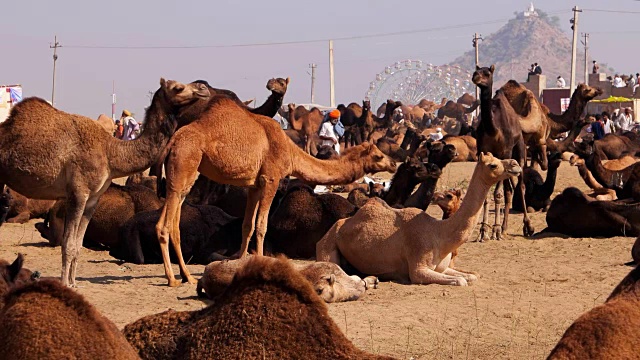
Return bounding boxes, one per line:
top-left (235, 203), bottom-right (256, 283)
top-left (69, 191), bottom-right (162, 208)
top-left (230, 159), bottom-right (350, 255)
top-left (0, 161), bottom-right (634, 360)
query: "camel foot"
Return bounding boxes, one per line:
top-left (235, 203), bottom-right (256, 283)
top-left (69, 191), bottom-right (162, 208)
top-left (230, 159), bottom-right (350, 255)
top-left (492, 225), bottom-right (502, 241)
top-left (465, 273), bottom-right (478, 283)
top-left (363, 276), bottom-right (379, 290)
top-left (476, 224), bottom-right (491, 242)
top-left (167, 278), bottom-right (182, 287)
top-left (523, 223), bottom-right (535, 237)
top-left (453, 277), bottom-right (468, 286)
top-left (526, 206), bottom-right (535, 213)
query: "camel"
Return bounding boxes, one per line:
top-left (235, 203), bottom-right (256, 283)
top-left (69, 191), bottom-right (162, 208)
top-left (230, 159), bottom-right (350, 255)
top-left (382, 157), bottom-right (440, 207)
top-left (500, 80), bottom-right (551, 170)
top-left (340, 100), bottom-right (370, 148)
top-left (570, 155), bottom-right (627, 200)
top-left (512, 152), bottom-right (562, 212)
top-left (0, 188), bottom-right (55, 223)
top-left (156, 90), bottom-right (397, 286)
top-left (457, 93), bottom-right (476, 106)
top-left (36, 183), bottom-right (163, 249)
top-left (96, 114), bottom-right (115, 135)
top-left (591, 134), bottom-right (640, 160)
top-left (442, 135), bottom-right (478, 162)
top-left (286, 103), bottom-right (325, 154)
top-left (267, 184), bottom-right (357, 259)
top-left (633, 237), bottom-right (640, 263)
top-left (546, 83), bottom-right (603, 137)
top-left (368, 100), bottom-right (402, 141)
top-left (547, 265), bottom-right (640, 359)
top-left (473, 65), bottom-right (534, 241)
top-left (542, 187), bottom-right (640, 237)
top-left (124, 256), bottom-right (394, 360)
top-left (317, 153), bottom-right (522, 285)
top-left (433, 189), bottom-right (463, 220)
top-left (0, 254), bottom-right (36, 307)
top-left (0, 279), bottom-right (140, 360)
top-left (125, 172), bottom-right (158, 193)
top-left (404, 143), bottom-right (457, 209)
top-left (0, 79), bottom-right (207, 286)
top-left (546, 119), bottom-right (588, 156)
top-left (196, 256), bottom-right (378, 303)
top-left (436, 99), bottom-right (478, 120)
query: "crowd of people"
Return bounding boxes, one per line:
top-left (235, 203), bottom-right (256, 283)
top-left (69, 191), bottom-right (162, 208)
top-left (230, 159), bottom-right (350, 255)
top-left (113, 110), bottom-right (140, 140)
top-left (585, 107), bottom-right (638, 140)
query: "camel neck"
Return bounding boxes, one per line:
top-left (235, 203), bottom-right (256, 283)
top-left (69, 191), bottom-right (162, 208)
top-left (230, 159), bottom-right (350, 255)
top-left (383, 165), bottom-right (418, 206)
top-left (252, 91), bottom-right (283, 118)
top-left (107, 100), bottom-right (173, 178)
top-left (287, 108), bottom-right (302, 131)
top-left (541, 164), bottom-right (560, 198)
top-left (585, 152), bottom-right (615, 188)
top-left (478, 84), bottom-right (496, 135)
top-left (291, 144), bottom-right (367, 185)
top-left (550, 91), bottom-right (586, 126)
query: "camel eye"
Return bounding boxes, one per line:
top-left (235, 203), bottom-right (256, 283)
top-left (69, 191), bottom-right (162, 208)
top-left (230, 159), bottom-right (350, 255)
top-left (489, 164), bottom-right (498, 169)
top-left (446, 194), bottom-right (453, 199)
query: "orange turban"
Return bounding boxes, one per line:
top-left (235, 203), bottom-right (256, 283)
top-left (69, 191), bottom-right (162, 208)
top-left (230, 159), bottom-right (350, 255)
top-left (329, 109), bottom-right (340, 119)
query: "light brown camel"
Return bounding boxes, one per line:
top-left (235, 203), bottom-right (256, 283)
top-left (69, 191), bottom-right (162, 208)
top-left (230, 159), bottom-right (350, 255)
top-left (433, 189), bottom-right (463, 220)
top-left (286, 103), bottom-right (324, 154)
top-left (0, 279), bottom-right (140, 360)
top-left (316, 153), bottom-right (522, 285)
top-left (442, 135), bottom-right (478, 162)
top-left (547, 265), bottom-right (640, 359)
top-left (196, 256), bottom-right (378, 303)
top-left (156, 93), bottom-right (397, 286)
top-left (96, 114), bottom-right (115, 135)
top-left (124, 256), bottom-right (395, 360)
top-left (0, 79), bottom-right (208, 286)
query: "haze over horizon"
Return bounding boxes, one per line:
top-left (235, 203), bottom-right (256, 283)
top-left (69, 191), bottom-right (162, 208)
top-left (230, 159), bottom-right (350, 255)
top-left (4, 1), bottom-right (639, 119)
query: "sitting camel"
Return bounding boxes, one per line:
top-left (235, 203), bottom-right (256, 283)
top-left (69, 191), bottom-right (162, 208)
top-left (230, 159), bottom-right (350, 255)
top-left (156, 87), bottom-right (397, 286)
top-left (0, 79), bottom-right (208, 286)
top-left (0, 188), bottom-right (55, 224)
top-left (196, 256), bottom-right (378, 303)
top-left (382, 156), bottom-right (436, 207)
top-left (512, 152), bottom-right (562, 212)
top-left (316, 153), bottom-right (522, 285)
top-left (124, 256), bottom-right (394, 360)
top-left (442, 135), bottom-right (478, 162)
top-left (542, 187), bottom-right (640, 237)
top-left (0, 279), bottom-right (140, 360)
top-left (404, 142), bottom-right (457, 209)
top-left (96, 114), bottom-right (115, 135)
top-left (0, 254), bottom-right (36, 307)
top-left (547, 265), bottom-right (640, 359)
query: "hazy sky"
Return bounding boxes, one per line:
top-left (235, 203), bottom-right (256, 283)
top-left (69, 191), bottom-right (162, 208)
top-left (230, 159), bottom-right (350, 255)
top-left (3, 1), bottom-right (639, 119)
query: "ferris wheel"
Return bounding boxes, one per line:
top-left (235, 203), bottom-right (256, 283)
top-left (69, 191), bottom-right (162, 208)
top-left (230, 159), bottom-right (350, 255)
top-left (365, 60), bottom-right (473, 108)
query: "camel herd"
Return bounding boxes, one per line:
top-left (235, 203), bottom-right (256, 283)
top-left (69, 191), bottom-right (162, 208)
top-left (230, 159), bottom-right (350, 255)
top-left (0, 64), bottom-right (639, 358)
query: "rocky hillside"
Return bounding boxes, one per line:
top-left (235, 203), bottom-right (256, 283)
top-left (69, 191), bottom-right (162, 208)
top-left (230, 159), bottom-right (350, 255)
top-left (449, 13), bottom-right (590, 88)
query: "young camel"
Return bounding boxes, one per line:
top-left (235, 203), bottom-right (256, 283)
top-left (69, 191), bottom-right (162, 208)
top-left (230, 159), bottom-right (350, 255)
top-left (473, 65), bottom-right (534, 241)
top-left (316, 153), bottom-right (522, 285)
top-left (0, 79), bottom-right (207, 286)
top-left (156, 95), bottom-right (397, 286)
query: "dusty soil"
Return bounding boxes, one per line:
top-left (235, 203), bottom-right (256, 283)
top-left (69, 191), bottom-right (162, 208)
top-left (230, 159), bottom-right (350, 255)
top-left (0, 161), bottom-right (634, 360)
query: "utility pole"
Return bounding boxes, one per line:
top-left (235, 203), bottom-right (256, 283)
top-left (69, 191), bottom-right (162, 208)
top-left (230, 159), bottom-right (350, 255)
top-left (309, 63), bottom-right (317, 103)
top-left (472, 33), bottom-right (483, 117)
top-left (581, 33), bottom-right (589, 85)
top-left (50, 35), bottom-right (61, 106)
top-left (111, 81), bottom-right (116, 120)
top-left (329, 40), bottom-right (335, 108)
top-left (569, 6), bottom-right (582, 96)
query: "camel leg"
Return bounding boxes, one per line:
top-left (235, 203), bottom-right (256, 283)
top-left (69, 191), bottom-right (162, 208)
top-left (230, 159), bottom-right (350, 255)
top-left (169, 197), bottom-right (196, 284)
top-left (517, 173), bottom-right (535, 237)
top-left (443, 267), bottom-right (478, 283)
top-left (69, 191), bottom-right (104, 286)
top-left (237, 188), bottom-right (261, 258)
top-left (538, 142), bottom-right (549, 171)
top-left (410, 267), bottom-right (468, 286)
top-left (502, 178), bottom-right (514, 235)
top-left (476, 197), bottom-right (491, 242)
top-left (253, 177), bottom-right (278, 256)
top-left (6, 212), bottom-right (30, 224)
top-left (492, 181), bottom-right (504, 240)
top-left (156, 192), bottom-right (183, 287)
top-left (316, 219), bottom-right (345, 263)
top-left (60, 191), bottom-right (89, 287)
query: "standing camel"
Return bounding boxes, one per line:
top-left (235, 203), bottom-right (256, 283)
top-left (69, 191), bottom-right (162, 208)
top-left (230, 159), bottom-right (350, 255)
top-left (0, 79), bottom-right (207, 286)
top-left (155, 95), bottom-right (397, 286)
top-left (473, 65), bottom-right (534, 240)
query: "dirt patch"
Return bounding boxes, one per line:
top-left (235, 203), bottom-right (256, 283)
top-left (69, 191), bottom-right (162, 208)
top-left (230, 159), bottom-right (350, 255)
top-left (0, 162), bottom-right (633, 359)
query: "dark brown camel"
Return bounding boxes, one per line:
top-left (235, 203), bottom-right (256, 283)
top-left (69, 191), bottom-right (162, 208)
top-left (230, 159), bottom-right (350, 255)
top-left (513, 152), bottom-right (562, 212)
top-left (473, 65), bottom-right (534, 240)
top-left (404, 142), bottom-right (457, 209)
top-left (382, 157), bottom-right (440, 207)
top-left (0, 188), bottom-right (55, 224)
top-left (123, 256), bottom-right (394, 360)
top-left (339, 100), bottom-right (371, 148)
top-left (547, 83), bottom-right (603, 137)
top-left (0, 79), bottom-right (206, 286)
top-left (0, 279), bottom-right (140, 360)
top-left (547, 265), bottom-right (640, 359)
top-left (0, 254), bottom-right (36, 307)
top-left (541, 187), bottom-right (640, 237)
top-left (545, 119), bottom-right (588, 155)
top-left (591, 134), bottom-right (640, 160)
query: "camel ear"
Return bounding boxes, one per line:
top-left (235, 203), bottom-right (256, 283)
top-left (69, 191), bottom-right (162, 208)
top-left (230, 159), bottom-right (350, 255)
top-left (455, 189), bottom-right (462, 197)
top-left (476, 65), bottom-right (481, 70)
top-left (479, 152), bottom-right (485, 161)
top-left (489, 65), bottom-right (495, 73)
top-left (285, 77), bottom-right (290, 85)
top-left (8, 254), bottom-right (24, 282)
top-left (327, 274), bottom-right (336, 286)
top-left (159, 78), bottom-right (166, 88)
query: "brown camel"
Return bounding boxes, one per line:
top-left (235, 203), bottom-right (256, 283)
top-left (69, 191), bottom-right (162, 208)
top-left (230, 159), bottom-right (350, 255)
top-left (547, 265), bottom-right (640, 359)
top-left (382, 157), bottom-right (440, 207)
top-left (317, 153), bottom-right (522, 285)
top-left (196, 256), bottom-right (378, 302)
top-left (0, 79), bottom-right (206, 286)
top-left (591, 134), bottom-right (640, 160)
top-left (456, 93), bottom-right (476, 106)
top-left (0, 279), bottom-right (140, 360)
top-left (0, 188), bottom-right (55, 223)
top-left (96, 114), bottom-right (115, 135)
top-left (124, 256), bottom-right (395, 360)
top-left (547, 83), bottom-right (603, 137)
top-left (0, 254), bottom-right (36, 307)
top-left (286, 103), bottom-right (324, 154)
top-left (546, 119), bottom-right (588, 155)
top-left (433, 189), bottom-right (463, 220)
top-left (473, 65), bottom-right (534, 240)
top-left (500, 80), bottom-right (551, 170)
top-left (633, 237), bottom-right (640, 263)
top-left (36, 183), bottom-right (163, 249)
top-left (156, 90), bottom-right (397, 286)
top-left (512, 152), bottom-right (562, 212)
top-left (436, 99), bottom-right (479, 120)
top-left (442, 135), bottom-right (478, 162)
top-left (570, 155), bottom-right (621, 200)
top-left (125, 172), bottom-right (158, 192)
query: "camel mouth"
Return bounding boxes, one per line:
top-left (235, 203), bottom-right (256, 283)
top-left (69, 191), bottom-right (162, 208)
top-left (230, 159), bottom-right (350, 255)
top-left (507, 168), bottom-right (522, 176)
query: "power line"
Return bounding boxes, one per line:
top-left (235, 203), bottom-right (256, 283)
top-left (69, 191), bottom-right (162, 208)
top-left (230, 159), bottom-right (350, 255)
top-left (63, 10), bottom-right (570, 50)
top-left (582, 8), bottom-right (640, 14)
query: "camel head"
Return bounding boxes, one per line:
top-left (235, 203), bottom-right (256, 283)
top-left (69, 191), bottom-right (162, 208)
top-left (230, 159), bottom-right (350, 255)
top-left (472, 65), bottom-right (495, 88)
top-left (478, 152), bottom-right (522, 182)
top-left (368, 181), bottom-right (385, 197)
top-left (575, 83), bottom-right (603, 100)
top-left (432, 189), bottom-right (463, 210)
top-left (287, 103), bottom-right (296, 111)
top-left (362, 100), bottom-right (371, 113)
top-left (424, 162), bottom-right (442, 179)
top-left (266, 77), bottom-right (290, 95)
top-left (354, 142), bottom-right (397, 174)
top-left (573, 140), bottom-right (594, 158)
top-left (303, 262), bottom-right (368, 303)
top-left (0, 254), bottom-right (35, 295)
top-left (158, 78), bottom-right (210, 107)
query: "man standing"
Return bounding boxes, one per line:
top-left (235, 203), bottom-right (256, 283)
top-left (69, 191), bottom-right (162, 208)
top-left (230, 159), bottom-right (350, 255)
top-left (602, 111), bottom-right (614, 135)
top-left (122, 110), bottom-right (139, 140)
top-left (592, 60), bottom-right (600, 74)
top-left (590, 114), bottom-right (605, 140)
top-left (319, 109), bottom-right (341, 154)
top-left (556, 75), bottom-right (566, 88)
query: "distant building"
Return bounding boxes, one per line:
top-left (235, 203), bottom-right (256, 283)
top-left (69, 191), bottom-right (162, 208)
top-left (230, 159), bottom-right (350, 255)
top-left (523, 3), bottom-right (538, 17)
